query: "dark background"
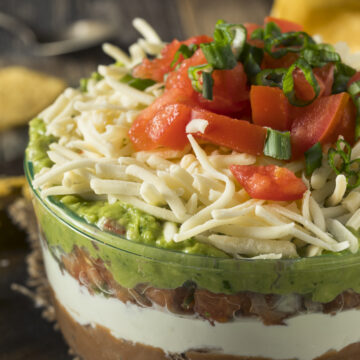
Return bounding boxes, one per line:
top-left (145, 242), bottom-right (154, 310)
top-left (0, 1), bottom-right (272, 359)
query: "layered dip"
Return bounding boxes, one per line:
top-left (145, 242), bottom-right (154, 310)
top-left (25, 17), bottom-right (360, 360)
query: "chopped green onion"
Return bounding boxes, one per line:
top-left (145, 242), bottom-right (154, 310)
top-left (345, 159), bottom-right (360, 189)
top-left (91, 71), bottom-right (104, 82)
top-left (188, 64), bottom-right (214, 99)
top-left (200, 42), bottom-right (236, 70)
top-left (171, 44), bottom-right (198, 67)
top-left (201, 20), bottom-right (247, 69)
top-left (264, 31), bottom-right (314, 59)
top-left (305, 142), bottom-right (323, 176)
top-left (314, 43), bottom-right (335, 52)
top-left (213, 19), bottom-right (234, 43)
top-left (121, 74), bottom-right (156, 91)
top-left (348, 80), bottom-right (360, 140)
top-left (241, 43), bottom-right (264, 81)
top-left (254, 68), bottom-right (287, 88)
top-left (202, 71), bottom-right (214, 100)
top-left (200, 20), bottom-right (237, 70)
top-left (327, 139), bottom-right (360, 190)
top-left (263, 21), bottom-right (282, 39)
top-left (215, 22), bottom-right (247, 59)
top-left (332, 62), bottom-right (356, 94)
top-left (283, 58), bottom-right (320, 106)
top-left (79, 71), bottom-right (104, 92)
top-left (79, 78), bottom-right (88, 92)
top-left (250, 28), bottom-right (264, 41)
top-left (302, 48), bottom-right (340, 67)
top-left (263, 129), bottom-right (292, 160)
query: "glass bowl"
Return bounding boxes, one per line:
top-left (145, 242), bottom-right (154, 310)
top-left (25, 157), bottom-right (360, 360)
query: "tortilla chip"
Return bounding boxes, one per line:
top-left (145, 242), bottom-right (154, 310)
top-left (0, 176), bottom-right (26, 197)
top-left (0, 67), bottom-right (66, 131)
top-left (271, 0), bottom-right (360, 52)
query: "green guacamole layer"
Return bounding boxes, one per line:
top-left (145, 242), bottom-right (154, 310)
top-left (26, 118), bottom-right (360, 302)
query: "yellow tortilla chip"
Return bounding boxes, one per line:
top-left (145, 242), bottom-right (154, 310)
top-left (271, 0), bottom-right (360, 52)
top-left (0, 67), bottom-right (66, 131)
top-left (0, 176), bottom-right (26, 198)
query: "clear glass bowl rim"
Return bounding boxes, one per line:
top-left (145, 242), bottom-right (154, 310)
top-left (24, 157), bottom-right (360, 271)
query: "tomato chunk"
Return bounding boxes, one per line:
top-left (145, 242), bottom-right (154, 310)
top-left (147, 104), bottom-right (192, 150)
top-left (250, 86), bottom-right (290, 130)
top-left (133, 35), bottom-right (212, 82)
top-left (190, 109), bottom-right (267, 155)
top-left (230, 165), bottom-right (307, 201)
top-left (262, 52), bottom-right (299, 69)
top-left (314, 63), bottom-right (335, 97)
top-left (166, 49), bottom-right (250, 117)
top-left (290, 92), bottom-right (351, 157)
top-left (128, 89), bottom-right (195, 151)
top-left (264, 17), bottom-right (304, 33)
top-left (244, 23), bottom-right (262, 39)
top-left (334, 100), bottom-right (356, 146)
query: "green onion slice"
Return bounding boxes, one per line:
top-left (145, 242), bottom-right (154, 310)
top-left (332, 62), bottom-right (356, 94)
top-left (171, 44), bottom-right (198, 67)
top-left (202, 71), bottom-right (214, 100)
top-left (121, 74), bottom-right (156, 91)
top-left (241, 43), bottom-right (264, 81)
top-left (264, 31), bottom-right (314, 59)
top-left (200, 42), bottom-right (237, 70)
top-left (304, 142), bottom-right (323, 176)
top-left (328, 139), bottom-right (353, 175)
top-left (263, 21), bottom-right (282, 39)
top-left (302, 48), bottom-right (340, 67)
top-left (283, 58), bottom-right (320, 106)
top-left (263, 129), bottom-right (292, 160)
top-left (254, 68), bottom-right (287, 88)
top-left (328, 139), bottom-right (360, 190)
top-left (79, 78), bottom-right (88, 92)
top-left (345, 159), bottom-right (360, 189)
top-left (91, 71), bottom-right (104, 82)
top-left (250, 28), bottom-right (264, 41)
top-left (348, 80), bottom-right (360, 140)
top-left (79, 72), bottom-right (103, 92)
top-left (218, 23), bottom-right (247, 59)
top-left (188, 64), bottom-right (214, 99)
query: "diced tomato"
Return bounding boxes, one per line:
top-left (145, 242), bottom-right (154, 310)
top-left (292, 68), bottom-right (327, 103)
top-left (264, 16), bottom-right (304, 33)
top-left (130, 104), bottom-right (267, 154)
top-left (348, 72), bottom-right (360, 88)
top-left (183, 35), bottom-right (213, 47)
top-left (197, 63), bottom-right (250, 116)
top-left (166, 49), bottom-right (250, 117)
top-left (190, 109), bottom-right (267, 155)
top-left (147, 104), bottom-right (192, 150)
top-left (290, 92), bottom-right (351, 158)
top-left (128, 88), bottom-right (196, 151)
top-left (230, 165), bottom-right (307, 201)
top-left (243, 23), bottom-right (264, 48)
top-left (334, 100), bottom-right (357, 146)
top-left (244, 23), bottom-right (262, 39)
top-left (314, 63), bottom-right (335, 97)
top-left (262, 52), bottom-right (299, 69)
top-left (250, 86), bottom-right (290, 131)
top-left (165, 49), bottom-right (206, 93)
top-left (291, 64), bottom-right (334, 103)
top-left (133, 35), bottom-right (212, 82)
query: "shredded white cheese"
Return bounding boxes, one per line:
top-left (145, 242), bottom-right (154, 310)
top-left (32, 21), bottom-right (360, 259)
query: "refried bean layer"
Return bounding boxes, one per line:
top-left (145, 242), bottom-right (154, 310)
top-left (53, 290), bottom-right (360, 360)
top-left (60, 246), bottom-right (360, 325)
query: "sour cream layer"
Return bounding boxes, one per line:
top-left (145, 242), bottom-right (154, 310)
top-left (43, 246), bottom-right (360, 360)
